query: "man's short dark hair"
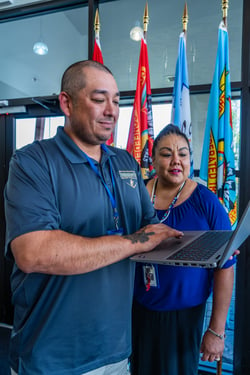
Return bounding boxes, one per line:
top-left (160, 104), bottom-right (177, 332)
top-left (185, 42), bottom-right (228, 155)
top-left (60, 60), bottom-right (114, 99)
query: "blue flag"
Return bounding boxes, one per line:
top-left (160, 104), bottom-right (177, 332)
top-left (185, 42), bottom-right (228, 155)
top-left (200, 22), bottom-right (237, 229)
top-left (171, 31), bottom-right (193, 178)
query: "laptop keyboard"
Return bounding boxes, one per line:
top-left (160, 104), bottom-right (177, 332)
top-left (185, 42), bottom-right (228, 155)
top-left (168, 231), bottom-right (233, 261)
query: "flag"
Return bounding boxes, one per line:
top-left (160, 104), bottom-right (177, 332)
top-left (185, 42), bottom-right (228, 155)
top-left (200, 22), bottom-right (237, 229)
top-left (92, 17), bottom-right (114, 146)
top-left (92, 33), bottom-right (103, 64)
top-left (171, 31), bottom-right (193, 178)
top-left (126, 36), bottom-right (154, 179)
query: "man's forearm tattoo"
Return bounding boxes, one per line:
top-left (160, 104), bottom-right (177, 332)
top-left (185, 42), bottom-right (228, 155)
top-left (123, 230), bottom-right (155, 244)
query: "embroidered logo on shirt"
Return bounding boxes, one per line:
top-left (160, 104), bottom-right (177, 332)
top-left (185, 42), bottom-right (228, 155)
top-left (119, 171), bottom-right (137, 188)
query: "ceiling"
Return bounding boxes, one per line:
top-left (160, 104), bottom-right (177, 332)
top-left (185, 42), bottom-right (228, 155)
top-left (0, 0), bottom-right (48, 9)
top-left (0, 0), bottom-right (243, 104)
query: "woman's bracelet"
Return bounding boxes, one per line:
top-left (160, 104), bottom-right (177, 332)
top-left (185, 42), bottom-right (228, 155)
top-left (207, 327), bottom-right (225, 340)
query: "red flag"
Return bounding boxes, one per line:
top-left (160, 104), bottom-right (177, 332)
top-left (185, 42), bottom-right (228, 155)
top-left (92, 17), bottom-right (114, 146)
top-left (126, 36), bottom-right (154, 179)
top-left (92, 35), bottom-right (103, 64)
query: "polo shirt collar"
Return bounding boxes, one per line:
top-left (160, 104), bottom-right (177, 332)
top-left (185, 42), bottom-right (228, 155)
top-left (55, 126), bottom-right (116, 163)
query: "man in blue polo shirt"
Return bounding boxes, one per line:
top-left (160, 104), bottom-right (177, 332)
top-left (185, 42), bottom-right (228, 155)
top-left (4, 60), bottom-right (182, 375)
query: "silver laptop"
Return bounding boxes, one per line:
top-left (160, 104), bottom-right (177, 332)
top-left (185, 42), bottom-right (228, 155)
top-left (130, 201), bottom-right (250, 268)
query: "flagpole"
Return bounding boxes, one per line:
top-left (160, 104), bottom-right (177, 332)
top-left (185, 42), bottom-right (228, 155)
top-left (92, 7), bottom-right (103, 64)
top-left (171, 2), bottom-right (193, 177)
top-left (182, 2), bottom-right (188, 36)
top-left (126, 1), bottom-right (154, 178)
top-left (92, 8), bottom-right (113, 144)
top-left (143, 2), bottom-right (149, 40)
top-left (217, 4), bottom-right (229, 372)
top-left (94, 8), bottom-right (100, 37)
top-left (222, 0), bottom-right (229, 28)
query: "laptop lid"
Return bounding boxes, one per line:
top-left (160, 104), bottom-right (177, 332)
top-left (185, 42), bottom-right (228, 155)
top-left (218, 200), bottom-right (250, 267)
top-left (130, 201), bottom-right (250, 268)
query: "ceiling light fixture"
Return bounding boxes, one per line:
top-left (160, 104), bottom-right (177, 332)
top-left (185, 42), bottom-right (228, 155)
top-left (130, 21), bottom-right (143, 42)
top-left (33, 18), bottom-right (48, 56)
top-left (33, 41), bottom-right (48, 56)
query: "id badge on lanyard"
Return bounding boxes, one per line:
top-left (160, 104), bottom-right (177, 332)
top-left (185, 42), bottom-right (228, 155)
top-left (143, 264), bottom-right (160, 291)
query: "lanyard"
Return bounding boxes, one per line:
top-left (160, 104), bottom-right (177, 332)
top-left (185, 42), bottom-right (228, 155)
top-left (83, 144), bottom-right (119, 230)
top-left (151, 178), bottom-right (186, 223)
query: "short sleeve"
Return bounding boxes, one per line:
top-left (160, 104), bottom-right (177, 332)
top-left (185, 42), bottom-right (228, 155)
top-left (4, 145), bottom-right (61, 260)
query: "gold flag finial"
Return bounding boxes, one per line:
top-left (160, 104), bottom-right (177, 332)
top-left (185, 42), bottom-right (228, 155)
top-left (222, 0), bottom-right (229, 26)
top-left (182, 3), bottom-right (188, 32)
top-left (94, 8), bottom-right (100, 33)
top-left (143, 2), bottom-right (149, 33)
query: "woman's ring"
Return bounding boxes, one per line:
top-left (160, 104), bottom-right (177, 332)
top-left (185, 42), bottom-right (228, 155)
top-left (215, 357), bottom-right (220, 361)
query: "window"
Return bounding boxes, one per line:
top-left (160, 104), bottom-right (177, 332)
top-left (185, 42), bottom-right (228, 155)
top-left (16, 116), bottom-right (64, 150)
top-left (116, 97), bottom-right (241, 172)
top-left (0, 0), bottom-right (243, 99)
top-left (116, 103), bottom-right (172, 149)
top-left (15, 98), bottom-right (240, 174)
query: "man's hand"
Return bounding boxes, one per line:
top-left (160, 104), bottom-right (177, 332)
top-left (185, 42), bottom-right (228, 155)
top-left (124, 223), bottom-right (183, 254)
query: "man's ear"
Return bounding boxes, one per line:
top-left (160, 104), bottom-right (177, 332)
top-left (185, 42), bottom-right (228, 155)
top-left (59, 92), bottom-right (71, 117)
